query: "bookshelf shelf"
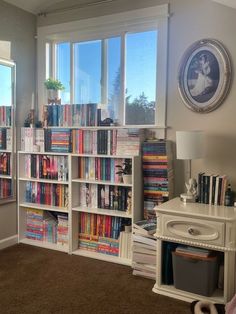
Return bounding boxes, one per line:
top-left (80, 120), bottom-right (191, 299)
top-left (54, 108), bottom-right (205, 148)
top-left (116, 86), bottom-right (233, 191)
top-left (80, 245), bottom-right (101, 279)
top-left (44, 125), bottom-right (166, 130)
top-left (19, 202), bottom-right (68, 212)
top-left (20, 238), bottom-right (69, 253)
top-left (0, 149), bottom-right (12, 153)
top-left (71, 178), bottom-right (132, 187)
top-left (72, 249), bottom-right (132, 266)
top-left (18, 177), bottom-right (69, 185)
top-left (71, 153), bottom-right (136, 158)
top-left (72, 206), bottom-right (132, 218)
top-left (0, 174), bottom-right (12, 179)
top-left (18, 151), bottom-right (69, 156)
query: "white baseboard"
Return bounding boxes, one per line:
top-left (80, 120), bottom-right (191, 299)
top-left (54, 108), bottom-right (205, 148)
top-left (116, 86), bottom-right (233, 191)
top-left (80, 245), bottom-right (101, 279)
top-left (0, 235), bottom-right (18, 250)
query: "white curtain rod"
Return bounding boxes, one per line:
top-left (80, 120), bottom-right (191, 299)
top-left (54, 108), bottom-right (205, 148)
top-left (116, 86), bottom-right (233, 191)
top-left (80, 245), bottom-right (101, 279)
top-left (38, 0), bottom-right (115, 17)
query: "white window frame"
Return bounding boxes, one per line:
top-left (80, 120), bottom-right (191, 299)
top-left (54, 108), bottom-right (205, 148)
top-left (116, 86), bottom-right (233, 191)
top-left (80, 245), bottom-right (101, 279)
top-left (37, 4), bottom-right (169, 134)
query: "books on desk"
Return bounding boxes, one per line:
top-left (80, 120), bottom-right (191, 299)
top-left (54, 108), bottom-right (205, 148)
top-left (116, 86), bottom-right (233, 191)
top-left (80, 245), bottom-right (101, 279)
top-left (132, 219), bottom-right (157, 280)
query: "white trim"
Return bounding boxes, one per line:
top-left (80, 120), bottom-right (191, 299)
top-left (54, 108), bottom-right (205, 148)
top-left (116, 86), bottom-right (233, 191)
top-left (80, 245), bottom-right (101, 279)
top-left (37, 5), bottom-right (169, 38)
top-left (0, 234), bottom-right (18, 250)
top-left (37, 4), bottom-right (169, 128)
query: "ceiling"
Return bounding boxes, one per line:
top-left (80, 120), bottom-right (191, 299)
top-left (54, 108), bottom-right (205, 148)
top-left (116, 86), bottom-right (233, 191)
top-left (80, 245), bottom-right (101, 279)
top-left (3, 0), bottom-right (236, 15)
top-left (212, 0), bottom-right (236, 8)
top-left (3, 0), bottom-right (69, 14)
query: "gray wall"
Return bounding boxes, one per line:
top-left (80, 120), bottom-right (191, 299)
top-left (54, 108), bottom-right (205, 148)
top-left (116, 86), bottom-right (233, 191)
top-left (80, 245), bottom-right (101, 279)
top-left (0, 0), bottom-right (36, 240)
top-left (38, 0), bottom-right (236, 197)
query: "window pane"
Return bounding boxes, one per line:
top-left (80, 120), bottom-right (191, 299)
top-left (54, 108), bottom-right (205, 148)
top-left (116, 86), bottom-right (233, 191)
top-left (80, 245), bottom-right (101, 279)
top-left (125, 30), bottom-right (157, 125)
top-left (74, 40), bottom-right (101, 104)
top-left (0, 64), bottom-right (12, 106)
top-left (107, 37), bottom-right (121, 121)
top-left (56, 42), bottom-right (70, 104)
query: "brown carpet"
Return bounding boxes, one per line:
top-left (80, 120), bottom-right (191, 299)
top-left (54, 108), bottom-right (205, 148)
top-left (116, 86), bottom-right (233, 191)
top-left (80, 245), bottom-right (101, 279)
top-left (0, 244), bottom-right (190, 314)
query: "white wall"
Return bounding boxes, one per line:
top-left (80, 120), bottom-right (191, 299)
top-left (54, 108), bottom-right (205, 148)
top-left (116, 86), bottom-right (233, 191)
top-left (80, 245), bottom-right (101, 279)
top-left (0, 0), bottom-right (36, 240)
top-left (38, 0), bottom-right (236, 196)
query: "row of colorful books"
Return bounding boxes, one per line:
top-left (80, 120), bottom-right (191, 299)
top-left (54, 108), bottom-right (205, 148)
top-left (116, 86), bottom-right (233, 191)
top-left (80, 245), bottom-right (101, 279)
top-left (198, 172), bottom-right (228, 205)
top-left (132, 219), bottom-right (157, 280)
top-left (79, 183), bottom-right (131, 212)
top-left (24, 154), bottom-right (68, 181)
top-left (25, 181), bottom-right (69, 208)
top-left (0, 178), bottom-right (12, 198)
top-left (0, 153), bottom-right (11, 175)
top-left (77, 157), bottom-right (126, 182)
top-left (43, 103), bottom-right (98, 127)
top-left (0, 106), bottom-right (11, 127)
top-left (44, 128), bottom-right (71, 153)
top-left (20, 128), bottom-right (44, 152)
top-left (25, 208), bottom-right (68, 245)
top-left (72, 128), bottom-right (141, 156)
top-left (21, 127), bottom-right (142, 156)
top-left (78, 233), bottom-right (120, 256)
top-left (79, 212), bottom-right (131, 240)
top-left (142, 140), bottom-right (173, 219)
top-left (0, 128), bottom-right (12, 150)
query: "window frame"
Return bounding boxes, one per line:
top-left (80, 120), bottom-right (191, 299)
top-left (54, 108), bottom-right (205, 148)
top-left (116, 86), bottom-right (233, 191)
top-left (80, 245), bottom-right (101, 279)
top-left (37, 5), bottom-right (169, 132)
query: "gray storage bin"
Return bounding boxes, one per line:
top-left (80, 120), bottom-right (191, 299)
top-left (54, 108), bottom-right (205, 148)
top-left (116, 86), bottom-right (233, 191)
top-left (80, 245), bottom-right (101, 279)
top-left (172, 252), bottom-right (219, 296)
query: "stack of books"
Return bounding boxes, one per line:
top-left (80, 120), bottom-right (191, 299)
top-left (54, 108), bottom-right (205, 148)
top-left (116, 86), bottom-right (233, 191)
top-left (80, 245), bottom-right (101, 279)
top-left (0, 127), bottom-right (12, 150)
top-left (43, 103), bottom-right (98, 127)
top-left (116, 129), bottom-right (143, 156)
top-left (119, 225), bottom-right (132, 259)
top-left (57, 213), bottom-right (69, 246)
top-left (198, 172), bottom-right (228, 205)
top-left (132, 219), bottom-right (157, 280)
top-left (44, 128), bottom-right (72, 153)
top-left (142, 140), bottom-right (173, 219)
top-left (0, 106), bottom-right (11, 126)
top-left (21, 128), bottom-right (44, 152)
top-left (26, 209), bottom-right (65, 244)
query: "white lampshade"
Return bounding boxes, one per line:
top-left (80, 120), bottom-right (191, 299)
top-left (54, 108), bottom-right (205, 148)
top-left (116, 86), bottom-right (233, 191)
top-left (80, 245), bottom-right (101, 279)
top-left (176, 130), bottom-right (204, 160)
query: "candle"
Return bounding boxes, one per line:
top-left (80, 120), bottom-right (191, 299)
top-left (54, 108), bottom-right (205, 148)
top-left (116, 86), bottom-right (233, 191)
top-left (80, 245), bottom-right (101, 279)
top-left (31, 93), bottom-right (34, 110)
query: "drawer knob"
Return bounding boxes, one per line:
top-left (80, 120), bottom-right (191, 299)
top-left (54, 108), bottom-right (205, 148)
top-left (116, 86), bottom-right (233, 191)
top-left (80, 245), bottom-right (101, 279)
top-left (188, 227), bottom-right (196, 235)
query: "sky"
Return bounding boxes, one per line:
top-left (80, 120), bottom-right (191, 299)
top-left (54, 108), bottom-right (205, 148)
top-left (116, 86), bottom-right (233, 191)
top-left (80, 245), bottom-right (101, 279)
top-left (0, 64), bottom-right (12, 107)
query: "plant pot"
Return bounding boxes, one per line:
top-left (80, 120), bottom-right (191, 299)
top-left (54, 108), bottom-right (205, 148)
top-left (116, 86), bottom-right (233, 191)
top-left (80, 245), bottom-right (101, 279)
top-left (122, 174), bottom-right (132, 184)
top-left (47, 89), bottom-right (61, 103)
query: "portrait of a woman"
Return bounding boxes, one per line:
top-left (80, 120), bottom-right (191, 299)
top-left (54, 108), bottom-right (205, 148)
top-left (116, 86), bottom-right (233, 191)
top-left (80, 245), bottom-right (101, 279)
top-left (187, 50), bottom-right (220, 103)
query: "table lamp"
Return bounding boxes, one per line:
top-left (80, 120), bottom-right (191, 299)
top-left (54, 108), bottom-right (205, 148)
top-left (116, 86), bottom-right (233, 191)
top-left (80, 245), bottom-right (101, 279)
top-left (176, 130), bottom-right (205, 202)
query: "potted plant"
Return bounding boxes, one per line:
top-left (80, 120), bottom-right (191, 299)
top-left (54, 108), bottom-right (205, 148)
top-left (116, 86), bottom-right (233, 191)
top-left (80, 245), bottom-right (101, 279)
top-left (44, 78), bottom-right (65, 102)
top-left (116, 159), bottom-right (132, 184)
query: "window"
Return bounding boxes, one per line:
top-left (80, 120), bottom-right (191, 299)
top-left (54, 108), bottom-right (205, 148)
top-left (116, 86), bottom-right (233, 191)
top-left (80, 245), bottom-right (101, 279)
top-left (125, 30), bottom-right (157, 125)
top-left (74, 40), bottom-right (102, 104)
top-left (56, 42), bottom-right (70, 104)
top-left (38, 5), bottom-right (168, 127)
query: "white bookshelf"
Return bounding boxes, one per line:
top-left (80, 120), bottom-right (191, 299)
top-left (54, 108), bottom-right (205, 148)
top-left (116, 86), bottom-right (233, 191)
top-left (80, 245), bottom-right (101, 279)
top-left (18, 151), bottom-right (70, 253)
top-left (70, 154), bottom-right (142, 265)
top-left (18, 128), bottom-right (143, 265)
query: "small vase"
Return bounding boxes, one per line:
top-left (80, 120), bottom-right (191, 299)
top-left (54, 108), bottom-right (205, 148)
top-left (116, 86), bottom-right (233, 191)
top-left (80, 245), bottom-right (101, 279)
top-left (47, 89), bottom-right (61, 103)
top-left (122, 174), bottom-right (132, 184)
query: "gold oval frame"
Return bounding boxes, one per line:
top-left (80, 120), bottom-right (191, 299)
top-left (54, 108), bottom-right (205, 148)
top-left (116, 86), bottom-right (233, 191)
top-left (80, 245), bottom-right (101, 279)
top-left (178, 39), bottom-right (232, 113)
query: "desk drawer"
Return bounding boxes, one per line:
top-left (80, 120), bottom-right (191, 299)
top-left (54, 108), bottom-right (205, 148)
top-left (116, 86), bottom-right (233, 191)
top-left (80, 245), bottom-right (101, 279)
top-left (162, 215), bottom-right (225, 247)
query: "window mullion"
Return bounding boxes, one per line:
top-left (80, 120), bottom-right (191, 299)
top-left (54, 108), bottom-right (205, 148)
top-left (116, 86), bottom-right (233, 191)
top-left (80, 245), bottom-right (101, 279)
top-left (52, 42), bottom-right (56, 78)
top-left (120, 33), bottom-right (125, 126)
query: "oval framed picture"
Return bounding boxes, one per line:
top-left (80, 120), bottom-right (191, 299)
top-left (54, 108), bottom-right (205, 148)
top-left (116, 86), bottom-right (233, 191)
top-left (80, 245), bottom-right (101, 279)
top-left (178, 39), bottom-right (232, 113)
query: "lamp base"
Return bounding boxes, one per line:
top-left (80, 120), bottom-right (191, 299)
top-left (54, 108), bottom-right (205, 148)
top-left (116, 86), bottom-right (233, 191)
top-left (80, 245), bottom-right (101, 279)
top-left (180, 193), bottom-right (196, 203)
